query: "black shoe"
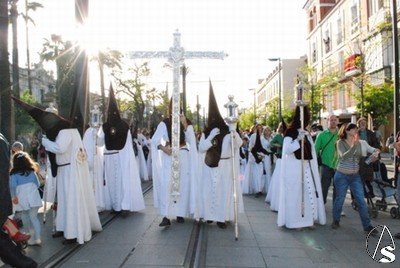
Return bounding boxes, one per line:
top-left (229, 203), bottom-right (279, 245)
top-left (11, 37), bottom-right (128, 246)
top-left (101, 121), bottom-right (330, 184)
top-left (159, 217), bottom-right (171, 227)
top-left (365, 226), bottom-right (378, 235)
top-left (176, 217), bottom-right (184, 223)
top-left (366, 192), bottom-right (375, 199)
top-left (120, 210), bottom-right (129, 217)
top-left (62, 238), bottom-right (77, 245)
top-left (331, 221), bottom-right (340, 229)
top-left (52, 231), bottom-right (64, 238)
top-left (206, 220), bottom-right (213, 224)
top-left (217, 222), bottom-right (227, 229)
top-left (255, 192), bottom-right (263, 198)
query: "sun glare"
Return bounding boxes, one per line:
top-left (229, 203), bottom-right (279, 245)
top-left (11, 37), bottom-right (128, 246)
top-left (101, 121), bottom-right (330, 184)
top-left (75, 18), bottom-right (104, 57)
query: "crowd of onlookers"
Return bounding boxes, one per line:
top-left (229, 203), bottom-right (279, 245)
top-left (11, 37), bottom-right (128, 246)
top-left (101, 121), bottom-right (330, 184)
top-left (236, 112), bottom-right (400, 237)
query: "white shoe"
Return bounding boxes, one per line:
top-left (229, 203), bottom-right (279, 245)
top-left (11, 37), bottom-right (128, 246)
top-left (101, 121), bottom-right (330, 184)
top-left (28, 239), bottom-right (41, 246)
top-left (341, 211), bottom-right (346, 216)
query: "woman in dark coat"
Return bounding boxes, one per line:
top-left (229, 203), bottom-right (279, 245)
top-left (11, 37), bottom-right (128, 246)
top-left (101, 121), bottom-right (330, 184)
top-left (0, 133), bottom-right (12, 227)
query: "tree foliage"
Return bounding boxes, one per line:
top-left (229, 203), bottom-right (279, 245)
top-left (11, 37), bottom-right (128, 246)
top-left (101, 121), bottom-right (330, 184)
top-left (14, 90), bottom-right (43, 136)
top-left (238, 111), bottom-right (254, 131)
top-left (354, 82), bottom-right (393, 127)
top-left (40, 36), bottom-right (76, 118)
top-left (112, 62), bottom-right (153, 129)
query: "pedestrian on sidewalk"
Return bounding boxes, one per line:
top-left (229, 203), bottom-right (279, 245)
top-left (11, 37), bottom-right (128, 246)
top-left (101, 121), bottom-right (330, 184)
top-left (331, 123), bottom-right (377, 235)
top-left (357, 117), bottom-right (380, 198)
top-left (386, 133), bottom-right (395, 161)
top-left (277, 105), bottom-right (326, 229)
top-left (10, 152), bottom-right (43, 246)
top-left (393, 132), bottom-right (400, 239)
top-left (314, 114), bottom-right (339, 205)
top-left (0, 133), bottom-right (37, 268)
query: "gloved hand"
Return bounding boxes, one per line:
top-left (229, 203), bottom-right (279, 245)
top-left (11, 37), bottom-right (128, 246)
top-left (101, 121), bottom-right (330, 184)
top-left (41, 136), bottom-right (50, 147)
top-left (257, 152), bottom-right (265, 157)
top-left (297, 130), bottom-right (306, 141)
top-left (208, 128), bottom-right (220, 140)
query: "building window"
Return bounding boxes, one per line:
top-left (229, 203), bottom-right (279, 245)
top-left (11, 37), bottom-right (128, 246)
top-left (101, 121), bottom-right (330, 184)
top-left (312, 42), bottom-right (317, 63)
top-left (338, 51), bottom-right (344, 75)
top-left (336, 16), bottom-right (343, 45)
top-left (351, 3), bottom-right (359, 35)
top-left (323, 30), bottom-right (331, 53)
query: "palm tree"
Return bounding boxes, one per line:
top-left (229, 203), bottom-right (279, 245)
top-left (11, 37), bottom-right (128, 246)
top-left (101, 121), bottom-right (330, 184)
top-left (92, 48), bottom-right (123, 120)
top-left (21, 0), bottom-right (43, 94)
top-left (0, 0), bottom-right (12, 139)
top-left (10, 0), bottom-right (20, 99)
top-left (40, 35), bottom-right (76, 118)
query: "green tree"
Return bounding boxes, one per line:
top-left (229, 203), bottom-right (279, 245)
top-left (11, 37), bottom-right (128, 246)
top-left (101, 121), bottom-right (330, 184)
top-left (14, 90), bottom-right (43, 135)
top-left (92, 48), bottom-right (123, 120)
top-left (238, 111), bottom-right (254, 131)
top-left (298, 64), bottom-right (341, 124)
top-left (112, 62), bottom-right (151, 128)
top-left (22, 1), bottom-right (43, 94)
top-left (354, 82), bottom-right (393, 127)
top-left (40, 36), bottom-right (76, 118)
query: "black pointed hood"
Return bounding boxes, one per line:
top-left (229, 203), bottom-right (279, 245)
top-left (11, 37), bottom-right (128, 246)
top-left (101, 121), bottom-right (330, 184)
top-left (12, 97), bottom-right (71, 141)
top-left (102, 84), bottom-right (129, 150)
top-left (203, 80), bottom-right (229, 168)
top-left (251, 129), bottom-right (268, 164)
top-left (204, 80), bottom-right (229, 137)
top-left (12, 97), bottom-right (72, 177)
top-left (280, 117), bottom-right (287, 133)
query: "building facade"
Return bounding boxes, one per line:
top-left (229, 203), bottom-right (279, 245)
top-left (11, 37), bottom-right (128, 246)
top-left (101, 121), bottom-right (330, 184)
top-left (13, 62), bottom-right (56, 105)
top-left (255, 57), bottom-right (307, 123)
top-left (303, 0), bottom-right (395, 136)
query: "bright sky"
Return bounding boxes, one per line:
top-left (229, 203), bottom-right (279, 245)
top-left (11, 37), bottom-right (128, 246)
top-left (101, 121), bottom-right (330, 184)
top-left (22, 0), bottom-right (307, 112)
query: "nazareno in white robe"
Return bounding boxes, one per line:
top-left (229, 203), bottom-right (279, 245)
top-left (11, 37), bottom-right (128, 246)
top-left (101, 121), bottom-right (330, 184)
top-left (151, 122), bottom-right (199, 218)
top-left (261, 136), bottom-right (273, 194)
top-left (244, 133), bottom-right (265, 194)
top-left (97, 128), bottom-right (145, 212)
top-left (265, 158), bottom-right (282, 211)
top-left (41, 129), bottom-right (102, 244)
top-left (133, 138), bottom-right (149, 181)
top-left (83, 127), bottom-right (106, 212)
top-left (197, 131), bottom-right (244, 222)
top-left (277, 133), bottom-right (326, 229)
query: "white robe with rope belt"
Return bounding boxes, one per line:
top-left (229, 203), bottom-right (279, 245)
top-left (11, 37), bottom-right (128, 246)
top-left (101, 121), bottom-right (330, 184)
top-left (151, 122), bottom-right (199, 218)
top-left (197, 131), bottom-right (244, 222)
top-left (42, 129), bottom-right (102, 244)
top-left (97, 128), bottom-right (145, 212)
top-left (277, 133), bottom-right (326, 228)
top-left (83, 127), bottom-right (106, 212)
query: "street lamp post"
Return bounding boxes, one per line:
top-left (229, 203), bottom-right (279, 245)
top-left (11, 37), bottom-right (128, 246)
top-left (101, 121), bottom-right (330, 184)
top-left (249, 88), bottom-right (256, 124)
top-left (268, 58), bottom-right (282, 120)
top-left (196, 95), bottom-right (201, 132)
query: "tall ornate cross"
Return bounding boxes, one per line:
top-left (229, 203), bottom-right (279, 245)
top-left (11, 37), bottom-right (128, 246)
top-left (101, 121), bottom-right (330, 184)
top-left (128, 29), bottom-right (227, 198)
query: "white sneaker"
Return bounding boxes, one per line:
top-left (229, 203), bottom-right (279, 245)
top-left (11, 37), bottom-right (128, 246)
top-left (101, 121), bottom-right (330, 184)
top-left (341, 211), bottom-right (346, 216)
top-left (28, 239), bottom-right (41, 246)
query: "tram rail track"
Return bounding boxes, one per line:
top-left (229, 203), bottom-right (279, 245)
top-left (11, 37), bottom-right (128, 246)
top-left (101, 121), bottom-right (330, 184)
top-left (39, 183), bottom-right (154, 268)
top-left (38, 182), bottom-right (207, 268)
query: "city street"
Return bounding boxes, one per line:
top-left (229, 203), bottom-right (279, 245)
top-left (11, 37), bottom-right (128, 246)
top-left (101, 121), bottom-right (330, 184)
top-left (1, 154), bottom-right (400, 268)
